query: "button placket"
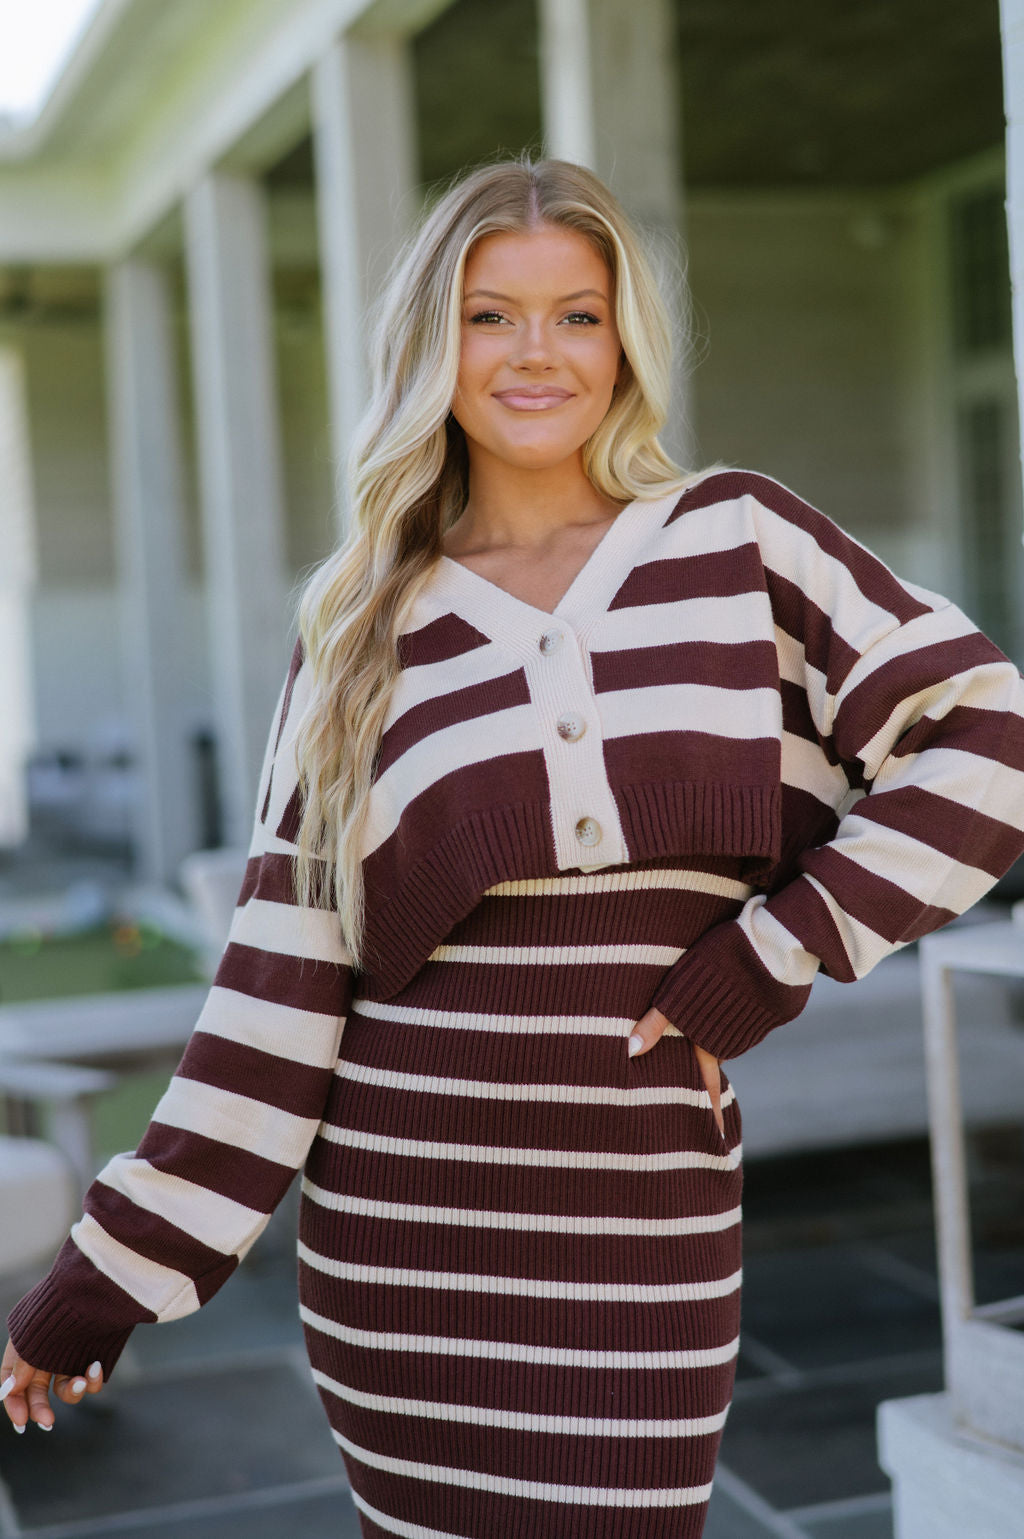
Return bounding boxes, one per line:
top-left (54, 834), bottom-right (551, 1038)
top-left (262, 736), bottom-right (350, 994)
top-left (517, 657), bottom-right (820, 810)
top-left (531, 624), bottom-right (627, 870)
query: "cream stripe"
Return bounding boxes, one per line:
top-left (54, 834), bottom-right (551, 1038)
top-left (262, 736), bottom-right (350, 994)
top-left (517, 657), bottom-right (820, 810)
top-left (300, 1179), bottom-right (742, 1236)
top-left (71, 1213), bottom-right (200, 1322)
top-left (225, 896), bottom-right (350, 964)
top-left (311, 1368), bottom-right (728, 1438)
top-left (317, 1122), bottom-right (741, 1172)
top-left (337, 1430), bottom-right (714, 1506)
top-left (296, 1241), bottom-right (743, 1302)
top-left (334, 1058), bottom-right (737, 1112)
top-left (350, 1495), bottom-right (474, 1539)
top-left (427, 943), bottom-right (683, 966)
top-left (154, 1076), bottom-right (318, 1167)
top-left (484, 868), bottom-right (753, 900)
top-left (302, 1303), bottom-right (740, 1370)
top-left (96, 1159), bottom-right (266, 1257)
top-left (194, 991), bottom-right (345, 1069)
top-left (349, 998), bottom-right (669, 1036)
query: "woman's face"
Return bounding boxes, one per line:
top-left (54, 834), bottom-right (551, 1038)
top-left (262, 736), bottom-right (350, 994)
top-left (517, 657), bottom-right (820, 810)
top-left (451, 223), bottom-right (623, 477)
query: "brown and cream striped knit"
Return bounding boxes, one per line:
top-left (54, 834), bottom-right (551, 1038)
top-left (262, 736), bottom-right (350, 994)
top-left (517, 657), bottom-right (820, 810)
top-left (11, 468), bottom-right (1024, 1537)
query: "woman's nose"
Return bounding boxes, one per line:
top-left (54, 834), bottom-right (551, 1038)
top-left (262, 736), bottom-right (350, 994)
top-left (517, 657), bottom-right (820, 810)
top-left (511, 321), bottom-right (558, 368)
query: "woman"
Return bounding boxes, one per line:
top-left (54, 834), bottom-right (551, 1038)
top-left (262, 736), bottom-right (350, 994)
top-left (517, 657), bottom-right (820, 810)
top-left (4, 156), bottom-right (1024, 1538)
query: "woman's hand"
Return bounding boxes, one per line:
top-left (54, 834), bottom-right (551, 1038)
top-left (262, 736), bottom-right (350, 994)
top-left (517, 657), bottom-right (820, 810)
top-left (1, 1340), bottom-right (104, 1432)
top-left (629, 1006), bottom-right (725, 1136)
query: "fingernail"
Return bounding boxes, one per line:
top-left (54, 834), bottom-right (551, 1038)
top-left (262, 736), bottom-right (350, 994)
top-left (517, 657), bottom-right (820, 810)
top-left (0, 1375), bottom-right (16, 1400)
top-left (13, 1422), bottom-right (24, 1434)
top-left (37, 1421), bottom-right (53, 1432)
top-left (628, 1033), bottom-right (643, 1057)
top-left (71, 1379), bottom-right (87, 1395)
top-left (87, 1362), bottom-right (102, 1380)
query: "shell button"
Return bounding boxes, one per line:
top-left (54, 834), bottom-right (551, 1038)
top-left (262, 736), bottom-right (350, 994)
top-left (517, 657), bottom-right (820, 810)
top-left (574, 816), bottom-right (602, 846)
top-left (538, 630), bottom-right (563, 655)
top-left (556, 714), bottom-right (586, 742)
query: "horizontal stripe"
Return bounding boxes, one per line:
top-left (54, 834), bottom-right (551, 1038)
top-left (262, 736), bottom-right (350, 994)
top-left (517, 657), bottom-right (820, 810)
top-left (95, 1159), bottom-right (264, 1257)
top-left (191, 989), bottom-right (346, 1070)
top-left (300, 1180), bottom-right (742, 1236)
top-left (301, 1304), bottom-right (739, 1370)
top-left (222, 895), bottom-right (349, 964)
top-left (154, 1076), bottom-right (318, 1167)
top-left (213, 941), bottom-right (348, 1015)
top-left (71, 1212), bottom-right (199, 1322)
top-left (352, 1495), bottom-right (474, 1539)
top-left (337, 1429), bottom-right (715, 1505)
top-left (482, 868), bottom-right (753, 900)
top-left (317, 1123), bottom-right (741, 1172)
top-left (427, 942), bottom-right (683, 966)
top-left (312, 1368), bottom-right (728, 1438)
top-left (349, 998), bottom-right (641, 1035)
top-left (296, 1241), bottom-right (742, 1302)
top-left (334, 1057), bottom-right (737, 1110)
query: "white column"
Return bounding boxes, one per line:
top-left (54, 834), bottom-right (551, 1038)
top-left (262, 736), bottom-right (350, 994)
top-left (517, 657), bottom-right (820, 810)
top-left (184, 171), bottom-right (289, 849)
top-left (104, 260), bottom-right (198, 882)
top-left (0, 347), bottom-right (37, 848)
top-left (311, 31), bottom-right (417, 527)
top-left (1001, 0), bottom-right (1024, 530)
top-left (537, 0), bottom-right (691, 459)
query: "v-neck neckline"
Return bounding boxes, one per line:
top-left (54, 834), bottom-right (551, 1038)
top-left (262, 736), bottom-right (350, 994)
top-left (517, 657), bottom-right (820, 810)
top-left (433, 491), bottom-right (674, 652)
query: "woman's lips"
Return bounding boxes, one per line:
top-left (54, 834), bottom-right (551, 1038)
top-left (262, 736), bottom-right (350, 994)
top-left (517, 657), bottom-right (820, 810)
top-left (492, 389), bottom-right (573, 411)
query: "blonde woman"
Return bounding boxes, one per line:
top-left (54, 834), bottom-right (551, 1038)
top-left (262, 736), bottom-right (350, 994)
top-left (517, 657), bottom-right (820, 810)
top-left (5, 157), bottom-right (1024, 1539)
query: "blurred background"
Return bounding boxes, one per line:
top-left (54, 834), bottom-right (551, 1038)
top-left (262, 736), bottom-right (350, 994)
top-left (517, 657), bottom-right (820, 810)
top-left (0, 2), bottom-right (1022, 1537)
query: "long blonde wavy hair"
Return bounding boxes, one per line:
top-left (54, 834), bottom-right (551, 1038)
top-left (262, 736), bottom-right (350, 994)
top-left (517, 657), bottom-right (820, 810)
top-left (293, 155), bottom-right (697, 967)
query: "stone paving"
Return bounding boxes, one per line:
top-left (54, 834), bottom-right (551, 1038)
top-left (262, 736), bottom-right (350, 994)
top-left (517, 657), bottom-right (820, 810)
top-left (4, 1128), bottom-right (1019, 1539)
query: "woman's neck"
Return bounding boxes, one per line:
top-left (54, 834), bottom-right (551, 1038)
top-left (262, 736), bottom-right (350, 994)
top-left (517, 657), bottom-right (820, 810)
top-left (445, 456), bottom-right (626, 557)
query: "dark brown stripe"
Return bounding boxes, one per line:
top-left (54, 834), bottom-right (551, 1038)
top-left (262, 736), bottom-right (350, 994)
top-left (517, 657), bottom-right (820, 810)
top-left (668, 470), bottom-right (933, 624)
top-left (137, 1124), bottom-right (294, 1210)
top-left (835, 632), bottom-right (1015, 761)
top-left (607, 543), bottom-right (765, 610)
top-left (174, 1031), bottom-right (335, 1118)
top-left (398, 612), bottom-right (491, 668)
top-left (799, 844), bottom-right (957, 946)
top-left (377, 668), bottom-right (530, 776)
top-left (890, 700), bottom-right (1024, 771)
top-left (85, 1183), bottom-right (236, 1294)
top-left (212, 941), bottom-right (350, 1015)
top-left (766, 568), bottom-right (860, 691)
top-left (591, 640), bottom-right (777, 695)
top-left (842, 787), bottom-right (1024, 880)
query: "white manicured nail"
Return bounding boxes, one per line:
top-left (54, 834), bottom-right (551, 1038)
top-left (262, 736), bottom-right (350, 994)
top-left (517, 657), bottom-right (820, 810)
top-left (87, 1362), bottom-right (102, 1380)
top-left (0, 1375), bottom-right (16, 1401)
top-left (628, 1034), bottom-right (643, 1057)
top-left (13, 1422), bottom-right (24, 1434)
top-left (71, 1379), bottom-right (87, 1395)
top-left (38, 1421), bottom-right (53, 1431)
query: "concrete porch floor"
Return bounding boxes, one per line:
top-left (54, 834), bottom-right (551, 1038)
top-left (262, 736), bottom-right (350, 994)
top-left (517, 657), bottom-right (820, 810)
top-left (2, 1126), bottom-right (1021, 1539)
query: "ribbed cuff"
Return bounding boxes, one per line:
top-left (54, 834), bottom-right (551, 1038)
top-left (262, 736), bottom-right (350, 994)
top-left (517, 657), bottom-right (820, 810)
top-left (651, 945), bottom-right (781, 1060)
top-left (7, 1271), bottom-right (134, 1381)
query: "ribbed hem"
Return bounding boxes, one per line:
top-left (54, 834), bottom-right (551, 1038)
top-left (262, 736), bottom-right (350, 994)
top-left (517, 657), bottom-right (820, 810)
top-left (651, 946), bottom-right (781, 1061)
top-left (7, 1272), bottom-right (134, 1381)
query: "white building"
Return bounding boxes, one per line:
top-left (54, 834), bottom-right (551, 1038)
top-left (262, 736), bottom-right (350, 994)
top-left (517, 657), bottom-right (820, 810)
top-left (0, 0), bottom-right (1020, 889)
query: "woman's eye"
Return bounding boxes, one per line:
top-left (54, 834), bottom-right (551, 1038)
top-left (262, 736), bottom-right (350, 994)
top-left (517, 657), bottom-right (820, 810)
top-left (563, 311), bottom-right (601, 325)
top-left (468, 310), bottom-right (507, 325)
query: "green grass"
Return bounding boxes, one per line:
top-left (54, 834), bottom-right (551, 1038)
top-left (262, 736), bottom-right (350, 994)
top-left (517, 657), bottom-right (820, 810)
top-left (1, 920), bottom-right (207, 1160)
top-left (0, 919), bottom-right (205, 1003)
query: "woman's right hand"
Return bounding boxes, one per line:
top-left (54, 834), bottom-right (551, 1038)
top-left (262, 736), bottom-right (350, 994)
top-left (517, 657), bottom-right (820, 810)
top-left (1, 1339), bottom-right (104, 1432)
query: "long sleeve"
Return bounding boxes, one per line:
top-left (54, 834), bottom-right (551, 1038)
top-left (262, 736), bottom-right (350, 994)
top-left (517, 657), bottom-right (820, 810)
top-left (650, 484), bottom-right (1024, 1059)
top-left (8, 639), bottom-right (352, 1377)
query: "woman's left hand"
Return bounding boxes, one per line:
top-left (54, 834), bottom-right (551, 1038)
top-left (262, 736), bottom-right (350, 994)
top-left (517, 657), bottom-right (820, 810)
top-left (629, 1007), bottom-right (724, 1135)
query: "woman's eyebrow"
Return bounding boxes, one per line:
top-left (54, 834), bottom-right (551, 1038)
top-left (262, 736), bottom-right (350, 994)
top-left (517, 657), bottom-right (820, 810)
top-left (463, 288), bottom-right (609, 303)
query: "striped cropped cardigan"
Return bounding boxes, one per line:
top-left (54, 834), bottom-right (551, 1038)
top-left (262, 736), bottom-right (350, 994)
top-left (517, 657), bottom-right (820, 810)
top-left (10, 467), bottom-right (1024, 1377)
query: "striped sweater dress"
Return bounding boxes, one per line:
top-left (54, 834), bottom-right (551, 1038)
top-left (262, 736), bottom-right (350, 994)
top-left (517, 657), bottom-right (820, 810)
top-left (10, 469), bottom-right (1024, 1538)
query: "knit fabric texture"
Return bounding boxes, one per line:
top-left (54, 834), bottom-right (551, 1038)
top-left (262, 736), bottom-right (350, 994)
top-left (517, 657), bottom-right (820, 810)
top-left (9, 468), bottom-right (1024, 1536)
